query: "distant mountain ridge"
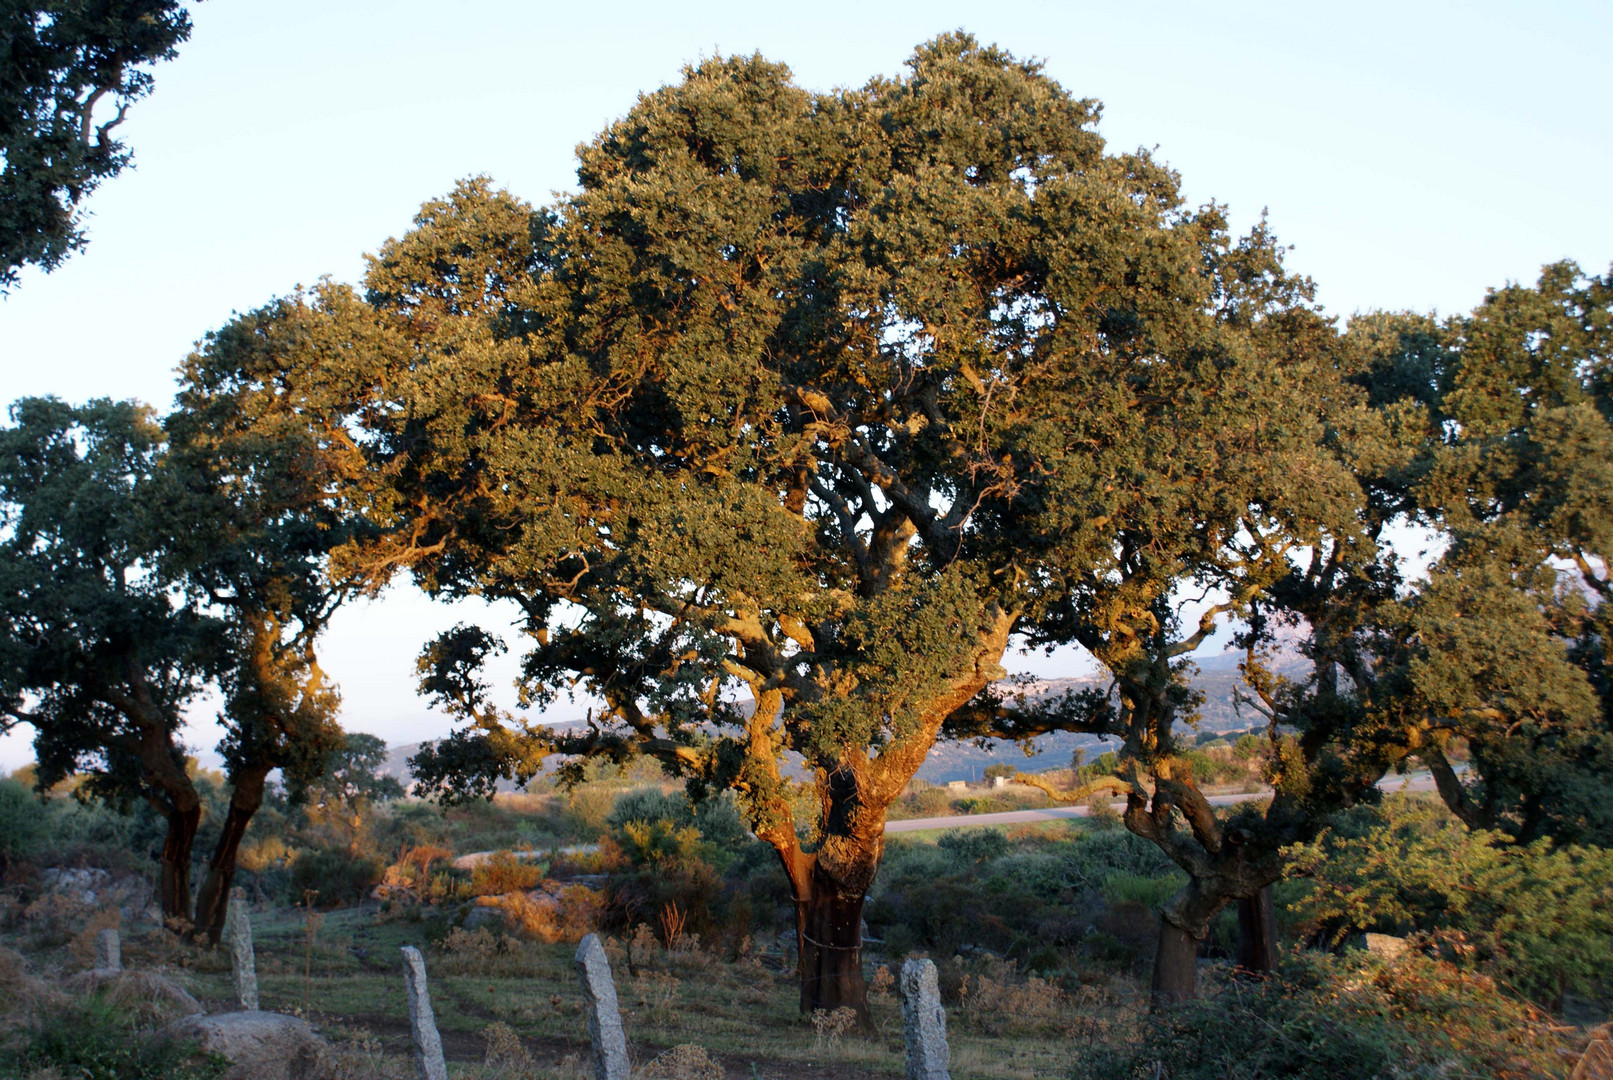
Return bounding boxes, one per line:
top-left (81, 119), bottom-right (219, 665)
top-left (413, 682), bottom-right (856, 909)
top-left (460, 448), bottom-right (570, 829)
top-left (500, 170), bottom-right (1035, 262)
top-left (378, 640), bottom-right (1308, 787)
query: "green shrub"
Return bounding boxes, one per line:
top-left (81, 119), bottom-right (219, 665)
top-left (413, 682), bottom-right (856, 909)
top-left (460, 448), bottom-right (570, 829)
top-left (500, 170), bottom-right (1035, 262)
top-left (889, 784), bottom-right (954, 819)
top-left (953, 795), bottom-right (1014, 814)
top-left (1087, 794), bottom-right (1123, 830)
top-left (606, 787), bottom-right (748, 868)
top-left (938, 828), bottom-right (1009, 866)
top-left (0, 778), bottom-right (169, 871)
top-left (1060, 826), bottom-right (1177, 886)
top-left (0, 778), bottom-right (46, 863)
top-left (469, 851), bottom-right (546, 896)
top-left (1286, 795), bottom-right (1613, 1008)
top-left (288, 847), bottom-right (382, 906)
top-left (1179, 748), bottom-right (1246, 786)
top-left (1074, 951), bottom-right (1566, 1080)
top-left (1, 997), bottom-right (229, 1080)
top-left (983, 850), bottom-right (1078, 902)
top-left (1101, 870), bottom-right (1186, 911)
top-left (607, 787), bottom-right (685, 830)
top-left (867, 826), bottom-right (1183, 968)
top-left (603, 787), bottom-right (760, 942)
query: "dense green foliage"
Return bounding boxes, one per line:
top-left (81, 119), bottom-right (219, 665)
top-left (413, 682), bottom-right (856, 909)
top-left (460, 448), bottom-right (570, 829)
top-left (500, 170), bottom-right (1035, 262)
top-left (1075, 950), bottom-right (1565, 1080)
top-left (0, 397), bottom-right (218, 918)
top-left (868, 825), bottom-right (1181, 969)
top-left (1397, 265), bottom-right (1613, 844)
top-left (0, 0), bottom-right (194, 289)
top-left (0, 996), bottom-right (227, 1080)
top-left (1287, 795), bottom-right (1613, 1007)
top-left (0, 399), bottom-right (213, 801)
top-left (0, 773), bottom-right (173, 867)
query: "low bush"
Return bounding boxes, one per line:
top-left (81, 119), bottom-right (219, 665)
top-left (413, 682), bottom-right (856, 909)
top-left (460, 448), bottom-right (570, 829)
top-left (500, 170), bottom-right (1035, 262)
top-left (955, 955), bottom-right (1069, 1036)
top-left (1101, 870), bottom-right (1186, 912)
top-left (1286, 795), bottom-right (1613, 1008)
top-left (433, 925), bottom-right (535, 977)
top-left (938, 828), bottom-right (1009, 866)
top-left (470, 851), bottom-right (546, 896)
top-left (953, 795), bottom-right (1012, 814)
top-left (1059, 827), bottom-right (1178, 886)
top-left (889, 785), bottom-right (953, 819)
top-left (288, 848), bottom-right (382, 907)
top-left (0, 777), bottom-right (168, 873)
top-left (607, 788), bottom-right (748, 863)
top-left (870, 826), bottom-right (1180, 971)
top-left (0, 779), bottom-right (47, 866)
top-left (0, 997), bottom-right (228, 1080)
top-left (477, 884), bottom-right (603, 943)
top-left (1074, 951), bottom-right (1567, 1080)
top-left (1179, 747), bottom-right (1253, 787)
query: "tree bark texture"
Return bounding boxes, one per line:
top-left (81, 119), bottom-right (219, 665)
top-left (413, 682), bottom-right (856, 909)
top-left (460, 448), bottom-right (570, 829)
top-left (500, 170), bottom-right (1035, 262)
top-left (192, 766), bottom-right (269, 946)
top-left (1150, 918), bottom-right (1202, 1005)
top-left (159, 802), bottom-right (201, 925)
top-left (1236, 884), bottom-right (1278, 974)
top-left (795, 872), bottom-right (870, 1026)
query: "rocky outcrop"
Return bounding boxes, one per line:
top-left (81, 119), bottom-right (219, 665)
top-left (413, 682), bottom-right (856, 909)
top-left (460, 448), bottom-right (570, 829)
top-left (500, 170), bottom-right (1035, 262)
top-left (35, 866), bottom-right (158, 922)
top-left (160, 1012), bottom-right (334, 1080)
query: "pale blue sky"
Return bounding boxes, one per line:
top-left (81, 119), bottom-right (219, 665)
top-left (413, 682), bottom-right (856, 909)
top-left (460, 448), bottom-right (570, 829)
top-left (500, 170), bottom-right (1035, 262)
top-left (2, 1), bottom-right (1609, 765)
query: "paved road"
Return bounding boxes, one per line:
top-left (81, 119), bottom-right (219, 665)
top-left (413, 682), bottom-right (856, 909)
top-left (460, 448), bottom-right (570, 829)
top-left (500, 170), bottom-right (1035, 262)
top-left (885, 771), bottom-right (1442, 834)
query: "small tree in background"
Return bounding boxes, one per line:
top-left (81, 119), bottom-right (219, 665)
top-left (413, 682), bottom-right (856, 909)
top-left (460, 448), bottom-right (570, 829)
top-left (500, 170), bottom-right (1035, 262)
top-left (297, 732), bottom-right (404, 856)
top-left (163, 293), bottom-right (377, 943)
top-left (0, 397), bottom-right (221, 921)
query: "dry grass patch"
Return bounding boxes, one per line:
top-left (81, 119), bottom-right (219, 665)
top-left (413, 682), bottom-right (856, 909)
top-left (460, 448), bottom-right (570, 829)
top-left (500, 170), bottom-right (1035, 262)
top-left (635, 1043), bottom-right (725, 1080)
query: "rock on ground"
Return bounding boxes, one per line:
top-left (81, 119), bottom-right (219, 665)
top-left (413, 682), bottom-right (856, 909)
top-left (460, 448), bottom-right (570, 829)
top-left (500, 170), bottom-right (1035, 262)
top-left (1363, 932), bottom-right (1410, 960)
top-left (160, 1011), bottom-right (334, 1080)
top-left (37, 866), bottom-right (155, 919)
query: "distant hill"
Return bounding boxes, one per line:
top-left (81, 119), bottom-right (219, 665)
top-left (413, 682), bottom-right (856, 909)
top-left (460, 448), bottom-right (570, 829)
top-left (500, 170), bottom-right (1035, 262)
top-left (379, 641), bottom-right (1306, 787)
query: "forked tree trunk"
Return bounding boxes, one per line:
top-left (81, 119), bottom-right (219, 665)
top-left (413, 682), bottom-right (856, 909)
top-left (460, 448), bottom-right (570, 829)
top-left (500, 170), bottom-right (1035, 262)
top-left (1151, 918), bottom-right (1203, 1005)
top-left (192, 766), bottom-right (269, 946)
top-left (159, 802), bottom-right (201, 925)
top-left (1153, 877), bottom-right (1277, 1003)
top-left (1236, 885), bottom-right (1278, 974)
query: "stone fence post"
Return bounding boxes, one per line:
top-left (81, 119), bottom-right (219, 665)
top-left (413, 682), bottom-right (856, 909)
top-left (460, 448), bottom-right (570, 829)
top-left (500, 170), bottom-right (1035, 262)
top-left (226, 891), bottom-right (258, 1010)
top-left (900, 957), bottom-right (950, 1080)
top-left (400, 946), bottom-right (447, 1080)
top-left (575, 933), bottom-right (629, 1080)
top-left (94, 928), bottom-right (121, 974)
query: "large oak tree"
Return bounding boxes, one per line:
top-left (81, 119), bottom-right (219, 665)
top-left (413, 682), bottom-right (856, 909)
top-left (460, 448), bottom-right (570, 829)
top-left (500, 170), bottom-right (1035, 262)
top-left (329, 37), bottom-right (1376, 1014)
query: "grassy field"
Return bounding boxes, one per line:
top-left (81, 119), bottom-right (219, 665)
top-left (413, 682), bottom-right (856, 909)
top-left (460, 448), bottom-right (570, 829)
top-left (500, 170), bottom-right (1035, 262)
top-left (4, 776), bottom-right (1603, 1080)
top-left (44, 900), bottom-right (1134, 1080)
